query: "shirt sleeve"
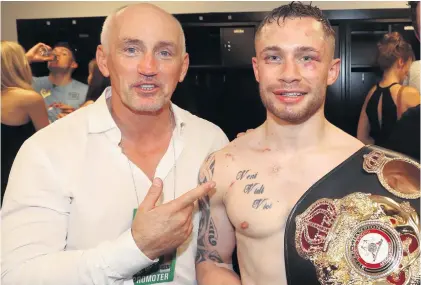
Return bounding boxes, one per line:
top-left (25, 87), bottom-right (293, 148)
top-left (32, 76), bottom-right (41, 92)
top-left (1, 140), bottom-right (157, 285)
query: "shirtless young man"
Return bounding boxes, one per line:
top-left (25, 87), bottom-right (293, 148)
top-left (195, 3), bottom-right (364, 285)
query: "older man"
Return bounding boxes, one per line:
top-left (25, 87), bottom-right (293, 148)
top-left (2, 4), bottom-right (227, 285)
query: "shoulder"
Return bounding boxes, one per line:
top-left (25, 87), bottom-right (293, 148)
top-left (71, 79), bottom-right (88, 91)
top-left (174, 104), bottom-right (228, 142)
top-left (329, 123), bottom-right (364, 150)
top-left (32, 76), bottom-right (48, 83)
top-left (32, 76), bottom-right (49, 89)
top-left (402, 86), bottom-right (420, 96)
top-left (13, 89), bottom-right (44, 106)
top-left (25, 105), bottom-right (90, 153)
top-left (32, 76), bottom-right (50, 86)
top-left (205, 127), bottom-right (262, 173)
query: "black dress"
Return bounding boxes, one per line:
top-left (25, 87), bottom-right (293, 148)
top-left (384, 104), bottom-right (420, 161)
top-left (365, 82), bottom-right (400, 146)
top-left (1, 122), bottom-right (35, 202)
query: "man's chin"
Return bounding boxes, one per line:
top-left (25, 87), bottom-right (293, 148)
top-left (48, 66), bottom-right (66, 73)
top-left (127, 101), bottom-right (167, 114)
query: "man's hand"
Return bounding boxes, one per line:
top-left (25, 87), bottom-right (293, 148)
top-left (52, 103), bottom-right (75, 114)
top-left (25, 42), bottom-right (55, 63)
top-left (56, 113), bottom-right (67, 119)
top-left (132, 178), bottom-right (215, 260)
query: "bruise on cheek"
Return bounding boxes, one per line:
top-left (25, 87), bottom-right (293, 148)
top-left (240, 221), bottom-right (249, 230)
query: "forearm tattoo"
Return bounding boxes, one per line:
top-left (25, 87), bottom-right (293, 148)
top-left (196, 153), bottom-right (224, 264)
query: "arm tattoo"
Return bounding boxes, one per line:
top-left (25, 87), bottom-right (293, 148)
top-left (198, 153), bottom-right (215, 185)
top-left (196, 153), bottom-right (224, 264)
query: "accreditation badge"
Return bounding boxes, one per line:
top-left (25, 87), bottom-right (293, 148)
top-left (40, 88), bottom-right (51, 98)
top-left (132, 209), bottom-right (177, 284)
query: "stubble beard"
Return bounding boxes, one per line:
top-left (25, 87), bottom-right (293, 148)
top-left (122, 86), bottom-right (169, 113)
top-left (259, 85), bottom-right (325, 124)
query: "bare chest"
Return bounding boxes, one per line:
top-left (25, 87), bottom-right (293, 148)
top-left (224, 161), bottom-right (338, 239)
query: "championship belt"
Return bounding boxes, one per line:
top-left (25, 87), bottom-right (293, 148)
top-left (284, 146), bottom-right (420, 285)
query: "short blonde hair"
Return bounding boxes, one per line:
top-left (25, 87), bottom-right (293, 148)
top-left (1, 41), bottom-right (33, 92)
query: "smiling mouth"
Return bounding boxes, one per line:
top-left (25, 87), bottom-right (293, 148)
top-left (279, 92), bottom-right (306, 97)
top-left (133, 84), bottom-right (160, 93)
top-left (138, 84), bottom-right (158, 91)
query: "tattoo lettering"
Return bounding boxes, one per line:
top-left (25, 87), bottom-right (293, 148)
top-left (243, 183), bottom-right (265, 195)
top-left (252, 198), bottom-right (273, 210)
top-left (236, 170), bottom-right (258, 180)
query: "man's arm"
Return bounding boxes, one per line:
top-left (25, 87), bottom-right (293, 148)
top-left (195, 153), bottom-right (241, 285)
top-left (1, 141), bottom-right (157, 285)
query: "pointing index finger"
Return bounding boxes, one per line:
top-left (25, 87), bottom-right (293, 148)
top-left (166, 181), bottom-right (215, 212)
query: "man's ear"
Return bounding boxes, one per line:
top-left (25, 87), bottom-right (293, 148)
top-left (252, 57), bottom-right (260, 83)
top-left (96, 45), bottom-right (110, 77)
top-left (71, 61), bottom-right (78, 69)
top-left (178, 53), bottom-right (190, 82)
top-left (327, 58), bottom-right (340, 86)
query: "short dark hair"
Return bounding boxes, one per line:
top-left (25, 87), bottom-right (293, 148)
top-left (377, 32), bottom-right (414, 71)
top-left (408, 1), bottom-right (419, 30)
top-left (256, 2), bottom-right (335, 41)
top-left (54, 42), bottom-right (78, 62)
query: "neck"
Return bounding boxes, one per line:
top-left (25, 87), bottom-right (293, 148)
top-left (381, 69), bottom-right (402, 85)
top-left (110, 97), bottom-right (174, 144)
top-left (263, 106), bottom-right (329, 154)
top-left (48, 72), bottom-right (73, 86)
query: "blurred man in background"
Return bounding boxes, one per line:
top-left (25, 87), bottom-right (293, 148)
top-left (26, 42), bottom-right (88, 122)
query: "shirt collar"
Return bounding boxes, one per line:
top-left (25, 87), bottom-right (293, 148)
top-left (88, 87), bottom-right (186, 141)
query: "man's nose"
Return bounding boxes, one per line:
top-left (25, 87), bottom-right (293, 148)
top-left (137, 53), bottom-right (158, 77)
top-left (279, 58), bottom-right (302, 83)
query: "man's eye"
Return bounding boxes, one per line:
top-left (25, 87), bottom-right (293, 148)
top-left (265, 55), bottom-right (281, 62)
top-left (302, 56), bottom-right (313, 62)
top-left (124, 47), bottom-right (137, 54)
top-left (159, 50), bottom-right (171, 57)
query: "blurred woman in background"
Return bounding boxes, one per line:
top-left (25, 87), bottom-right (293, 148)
top-left (1, 41), bottom-right (49, 201)
top-left (357, 32), bottom-right (420, 146)
top-left (81, 59), bottom-right (110, 107)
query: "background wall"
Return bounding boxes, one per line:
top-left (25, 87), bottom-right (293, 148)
top-left (1, 1), bottom-right (408, 42)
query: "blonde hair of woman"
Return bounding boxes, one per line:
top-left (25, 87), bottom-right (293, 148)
top-left (1, 41), bottom-right (49, 130)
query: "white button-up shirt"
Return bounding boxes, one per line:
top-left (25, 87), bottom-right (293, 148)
top-left (1, 87), bottom-right (229, 285)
